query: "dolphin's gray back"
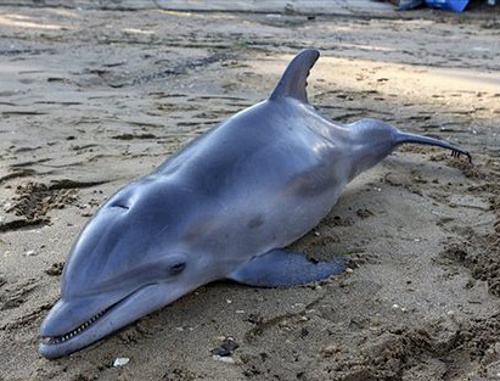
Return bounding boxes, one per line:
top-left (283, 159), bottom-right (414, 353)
top-left (154, 99), bottom-right (347, 275)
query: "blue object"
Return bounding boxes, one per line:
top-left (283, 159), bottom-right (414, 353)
top-left (424, 0), bottom-right (470, 12)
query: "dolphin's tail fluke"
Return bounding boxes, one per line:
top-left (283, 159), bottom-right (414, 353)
top-left (394, 131), bottom-right (472, 163)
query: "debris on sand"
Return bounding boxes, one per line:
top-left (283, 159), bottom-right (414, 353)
top-left (113, 357), bottom-right (130, 367)
top-left (211, 336), bottom-right (239, 357)
top-left (45, 262), bottom-right (64, 276)
top-left (24, 250), bottom-right (37, 257)
top-left (212, 355), bottom-right (236, 364)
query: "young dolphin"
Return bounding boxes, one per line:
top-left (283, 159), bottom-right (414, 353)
top-left (40, 49), bottom-right (470, 358)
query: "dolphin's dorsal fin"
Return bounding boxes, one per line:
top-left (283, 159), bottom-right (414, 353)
top-left (269, 49), bottom-right (320, 103)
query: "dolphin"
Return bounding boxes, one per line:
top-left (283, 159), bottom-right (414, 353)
top-left (39, 49), bottom-right (470, 358)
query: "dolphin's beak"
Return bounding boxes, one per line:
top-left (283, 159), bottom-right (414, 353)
top-left (39, 284), bottom-right (164, 359)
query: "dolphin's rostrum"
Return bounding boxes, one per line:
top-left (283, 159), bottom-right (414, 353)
top-left (40, 49), bottom-right (470, 358)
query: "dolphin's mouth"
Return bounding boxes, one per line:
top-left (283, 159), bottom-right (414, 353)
top-left (40, 282), bottom-right (189, 358)
top-left (41, 305), bottom-right (112, 346)
top-left (40, 285), bottom-right (149, 347)
top-left (40, 284), bottom-right (167, 359)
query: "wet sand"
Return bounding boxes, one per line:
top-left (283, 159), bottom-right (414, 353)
top-left (1, 4), bottom-right (500, 380)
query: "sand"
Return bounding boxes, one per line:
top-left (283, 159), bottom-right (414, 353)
top-left (0, 3), bottom-right (500, 380)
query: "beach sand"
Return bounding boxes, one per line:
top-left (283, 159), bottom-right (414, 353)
top-left (1, 4), bottom-right (500, 380)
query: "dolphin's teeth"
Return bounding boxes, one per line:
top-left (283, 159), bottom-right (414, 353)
top-left (43, 306), bottom-right (112, 346)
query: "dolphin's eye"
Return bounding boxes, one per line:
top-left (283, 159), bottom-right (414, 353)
top-left (170, 262), bottom-right (186, 275)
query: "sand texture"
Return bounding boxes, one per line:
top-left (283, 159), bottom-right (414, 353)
top-left (1, 3), bottom-right (500, 380)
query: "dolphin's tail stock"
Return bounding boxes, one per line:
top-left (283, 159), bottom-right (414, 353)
top-left (394, 131), bottom-right (472, 163)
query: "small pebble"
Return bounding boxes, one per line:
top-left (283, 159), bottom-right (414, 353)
top-left (211, 336), bottom-right (239, 357)
top-left (24, 250), bottom-right (37, 257)
top-left (212, 355), bottom-right (235, 364)
top-left (322, 345), bottom-right (339, 356)
top-left (494, 342), bottom-right (500, 354)
top-left (113, 357), bottom-right (130, 367)
top-left (391, 304), bottom-right (407, 313)
top-left (370, 316), bottom-right (381, 327)
top-left (345, 268), bottom-right (354, 274)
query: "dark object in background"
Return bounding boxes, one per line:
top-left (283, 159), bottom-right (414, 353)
top-left (399, 0), bottom-right (425, 10)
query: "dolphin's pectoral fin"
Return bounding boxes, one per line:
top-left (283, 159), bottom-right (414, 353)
top-left (269, 49), bottom-right (320, 104)
top-left (227, 249), bottom-right (347, 288)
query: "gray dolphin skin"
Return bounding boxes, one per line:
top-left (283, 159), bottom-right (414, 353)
top-left (39, 49), bottom-right (470, 359)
